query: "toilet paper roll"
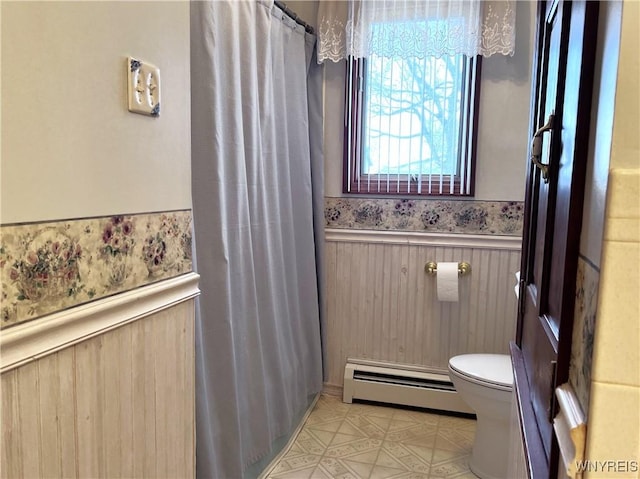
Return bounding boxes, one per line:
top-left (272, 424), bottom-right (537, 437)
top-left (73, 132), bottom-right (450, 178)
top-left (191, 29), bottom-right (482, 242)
top-left (437, 262), bottom-right (459, 302)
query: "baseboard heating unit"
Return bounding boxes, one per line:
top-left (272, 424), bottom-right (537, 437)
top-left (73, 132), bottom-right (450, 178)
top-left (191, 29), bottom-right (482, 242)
top-left (343, 358), bottom-right (474, 415)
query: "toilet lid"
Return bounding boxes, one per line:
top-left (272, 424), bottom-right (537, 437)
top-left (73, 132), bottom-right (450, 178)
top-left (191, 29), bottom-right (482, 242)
top-left (449, 354), bottom-right (513, 388)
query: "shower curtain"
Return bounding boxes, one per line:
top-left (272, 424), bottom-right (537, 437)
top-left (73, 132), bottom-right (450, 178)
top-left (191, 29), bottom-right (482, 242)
top-left (191, 1), bottom-right (324, 478)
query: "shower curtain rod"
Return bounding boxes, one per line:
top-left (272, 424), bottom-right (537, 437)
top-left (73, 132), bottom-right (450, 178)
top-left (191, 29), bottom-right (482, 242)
top-left (274, 1), bottom-right (315, 34)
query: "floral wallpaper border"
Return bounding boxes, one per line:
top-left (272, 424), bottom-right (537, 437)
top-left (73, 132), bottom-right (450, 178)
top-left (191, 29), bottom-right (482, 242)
top-left (569, 255), bottom-right (599, 416)
top-left (325, 197), bottom-right (524, 235)
top-left (0, 210), bottom-right (193, 329)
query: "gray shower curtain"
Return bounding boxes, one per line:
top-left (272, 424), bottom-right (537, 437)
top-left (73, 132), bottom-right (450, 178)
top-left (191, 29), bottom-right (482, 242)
top-left (191, 1), bottom-right (324, 478)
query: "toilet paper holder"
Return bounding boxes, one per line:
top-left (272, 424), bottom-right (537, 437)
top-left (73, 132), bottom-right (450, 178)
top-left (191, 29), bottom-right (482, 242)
top-left (424, 261), bottom-right (471, 276)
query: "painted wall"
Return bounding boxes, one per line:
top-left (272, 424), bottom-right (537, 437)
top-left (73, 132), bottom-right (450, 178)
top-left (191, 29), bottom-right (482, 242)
top-left (1, 2), bottom-right (192, 328)
top-left (1, 1), bottom-right (191, 224)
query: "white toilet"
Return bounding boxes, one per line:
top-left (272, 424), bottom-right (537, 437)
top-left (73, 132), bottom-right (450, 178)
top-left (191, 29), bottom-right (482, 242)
top-left (448, 354), bottom-right (513, 479)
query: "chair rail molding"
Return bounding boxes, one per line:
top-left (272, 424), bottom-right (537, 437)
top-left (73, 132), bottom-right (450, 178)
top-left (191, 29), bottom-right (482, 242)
top-left (325, 228), bottom-right (522, 250)
top-left (1, 272), bottom-right (200, 373)
top-left (554, 383), bottom-right (587, 479)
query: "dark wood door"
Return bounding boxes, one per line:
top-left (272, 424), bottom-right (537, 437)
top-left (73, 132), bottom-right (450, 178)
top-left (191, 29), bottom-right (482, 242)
top-left (514, 1), bottom-right (598, 477)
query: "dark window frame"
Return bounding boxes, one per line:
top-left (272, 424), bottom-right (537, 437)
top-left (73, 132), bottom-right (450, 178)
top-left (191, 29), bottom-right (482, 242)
top-left (343, 55), bottom-right (482, 197)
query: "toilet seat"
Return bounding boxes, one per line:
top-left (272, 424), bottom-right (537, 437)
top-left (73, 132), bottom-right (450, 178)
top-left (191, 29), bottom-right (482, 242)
top-left (449, 354), bottom-right (513, 392)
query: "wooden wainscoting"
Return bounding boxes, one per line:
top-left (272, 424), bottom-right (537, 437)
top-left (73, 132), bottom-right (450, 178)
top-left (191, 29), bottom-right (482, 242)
top-left (1, 274), bottom-right (199, 478)
top-left (324, 229), bottom-right (521, 390)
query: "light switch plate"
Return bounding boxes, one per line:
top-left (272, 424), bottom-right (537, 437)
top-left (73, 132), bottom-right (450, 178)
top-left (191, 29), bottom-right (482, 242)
top-left (127, 57), bottom-right (160, 117)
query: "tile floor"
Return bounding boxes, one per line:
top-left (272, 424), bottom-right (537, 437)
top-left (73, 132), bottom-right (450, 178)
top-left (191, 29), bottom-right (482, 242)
top-left (263, 395), bottom-right (478, 479)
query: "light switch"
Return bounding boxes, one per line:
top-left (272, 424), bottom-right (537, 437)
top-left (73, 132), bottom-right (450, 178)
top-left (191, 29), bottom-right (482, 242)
top-left (127, 57), bottom-right (161, 117)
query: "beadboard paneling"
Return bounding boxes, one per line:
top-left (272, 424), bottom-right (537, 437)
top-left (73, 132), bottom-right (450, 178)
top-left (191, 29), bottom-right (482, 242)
top-left (0, 300), bottom-right (195, 479)
top-left (324, 230), bottom-right (521, 388)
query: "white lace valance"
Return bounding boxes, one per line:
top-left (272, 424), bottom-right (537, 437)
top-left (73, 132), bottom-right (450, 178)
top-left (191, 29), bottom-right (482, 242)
top-left (317, 0), bottom-right (516, 62)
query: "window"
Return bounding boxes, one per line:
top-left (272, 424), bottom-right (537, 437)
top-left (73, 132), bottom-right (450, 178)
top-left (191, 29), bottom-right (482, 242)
top-left (344, 22), bottom-right (481, 196)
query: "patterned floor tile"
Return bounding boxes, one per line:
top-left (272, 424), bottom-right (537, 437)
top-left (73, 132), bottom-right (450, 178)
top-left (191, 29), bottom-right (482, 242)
top-left (368, 464), bottom-right (410, 479)
top-left (438, 415), bottom-right (476, 431)
top-left (378, 442), bottom-right (432, 473)
top-left (392, 409), bottom-right (440, 426)
top-left (316, 395), bottom-right (351, 411)
top-left (385, 423), bottom-right (438, 447)
top-left (269, 465), bottom-right (317, 479)
top-left (337, 414), bottom-right (390, 438)
top-left (330, 432), bottom-right (367, 446)
top-left (402, 443), bottom-right (436, 465)
top-left (445, 472), bottom-right (478, 479)
top-left (264, 396), bottom-right (478, 479)
top-left (295, 429), bottom-right (335, 456)
top-left (309, 466), bottom-right (335, 479)
top-left (340, 460), bottom-right (376, 478)
top-left (306, 410), bottom-right (348, 426)
top-left (429, 448), bottom-right (472, 478)
top-left (347, 402), bottom-right (396, 419)
top-left (394, 472), bottom-right (431, 479)
top-left (267, 452), bottom-right (322, 479)
top-left (432, 433), bottom-right (472, 454)
top-left (308, 398), bottom-right (351, 421)
top-left (312, 456), bottom-right (375, 479)
top-left (324, 437), bottom-right (382, 461)
top-left (429, 460), bottom-right (474, 478)
top-left (435, 427), bottom-right (474, 451)
top-left (374, 449), bottom-right (411, 471)
top-left (306, 418), bottom-right (345, 435)
top-left (305, 428), bottom-right (338, 447)
top-left (286, 442), bottom-right (307, 456)
top-left (327, 449), bottom-right (381, 465)
top-left (387, 418), bottom-right (423, 433)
